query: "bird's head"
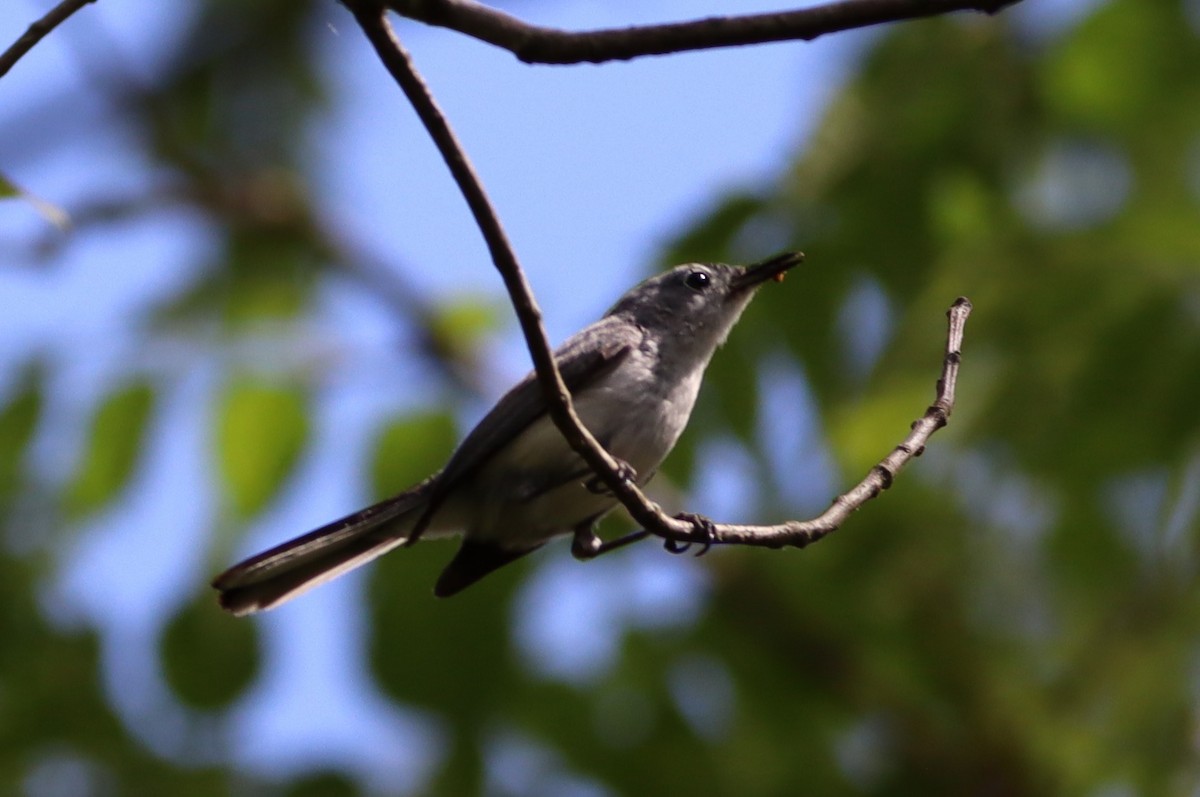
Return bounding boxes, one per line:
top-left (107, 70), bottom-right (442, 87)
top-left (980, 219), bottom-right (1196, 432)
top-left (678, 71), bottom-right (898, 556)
top-left (608, 251), bottom-right (804, 350)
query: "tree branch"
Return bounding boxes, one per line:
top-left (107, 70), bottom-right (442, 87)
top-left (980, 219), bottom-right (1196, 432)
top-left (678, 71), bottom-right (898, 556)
top-left (640, 297), bottom-right (973, 551)
top-left (385, 0), bottom-right (1025, 65)
top-left (0, 0), bottom-right (98, 79)
top-left (575, 297), bottom-right (970, 556)
top-left (341, 0), bottom-right (671, 541)
top-left (343, 0), bottom-right (973, 553)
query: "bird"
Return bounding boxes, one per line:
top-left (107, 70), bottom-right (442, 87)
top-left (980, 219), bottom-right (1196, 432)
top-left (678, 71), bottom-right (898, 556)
top-left (212, 252), bottom-right (803, 615)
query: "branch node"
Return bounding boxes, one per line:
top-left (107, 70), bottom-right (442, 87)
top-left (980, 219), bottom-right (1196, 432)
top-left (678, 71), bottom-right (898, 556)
top-left (873, 464), bottom-right (895, 490)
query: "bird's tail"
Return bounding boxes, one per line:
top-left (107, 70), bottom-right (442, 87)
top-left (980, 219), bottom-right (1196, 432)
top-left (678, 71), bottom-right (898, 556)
top-left (212, 481), bottom-right (437, 616)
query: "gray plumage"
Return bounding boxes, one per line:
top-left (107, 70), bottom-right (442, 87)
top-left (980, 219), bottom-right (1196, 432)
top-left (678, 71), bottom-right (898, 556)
top-left (213, 252), bottom-right (802, 615)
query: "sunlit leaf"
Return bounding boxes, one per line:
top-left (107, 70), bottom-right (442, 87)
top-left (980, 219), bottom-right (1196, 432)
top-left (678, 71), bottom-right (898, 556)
top-left (426, 296), bottom-right (504, 362)
top-left (215, 378), bottom-right (309, 517)
top-left (369, 410), bottom-right (457, 499)
top-left (64, 381), bottom-right (156, 517)
top-left (1040, 0), bottom-right (1194, 134)
top-left (829, 377), bottom-right (932, 471)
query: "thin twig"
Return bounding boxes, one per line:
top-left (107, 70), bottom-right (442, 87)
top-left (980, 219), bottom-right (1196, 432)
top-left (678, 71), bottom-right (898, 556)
top-left (342, 1), bottom-right (672, 541)
top-left (642, 297), bottom-right (973, 551)
top-left (385, 0), bottom-right (1024, 64)
top-left (0, 0), bottom-right (98, 78)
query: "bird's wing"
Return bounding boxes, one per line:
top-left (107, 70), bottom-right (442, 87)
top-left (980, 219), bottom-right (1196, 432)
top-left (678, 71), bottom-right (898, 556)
top-left (435, 314), bottom-right (643, 491)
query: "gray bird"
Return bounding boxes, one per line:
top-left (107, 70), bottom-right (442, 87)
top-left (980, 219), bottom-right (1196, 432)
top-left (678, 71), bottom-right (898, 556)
top-left (213, 252), bottom-right (802, 614)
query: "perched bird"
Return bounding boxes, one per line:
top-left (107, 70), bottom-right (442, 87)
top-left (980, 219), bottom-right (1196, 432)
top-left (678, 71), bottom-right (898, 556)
top-left (213, 252), bottom-right (802, 615)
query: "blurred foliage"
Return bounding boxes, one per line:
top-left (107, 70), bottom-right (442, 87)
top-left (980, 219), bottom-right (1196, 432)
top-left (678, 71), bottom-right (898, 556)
top-left (2, 0), bottom-right (1200, 795)
top-left (371, 410), bottom-right (457, 498)
top-left (216, 377), bottom-right (311, 518)
top-left (0, 363), bottom-right (42, 508)
top-left (64, 380), bottom-right (156, 518)
top-left (161, 592), bottom-right (260, 709)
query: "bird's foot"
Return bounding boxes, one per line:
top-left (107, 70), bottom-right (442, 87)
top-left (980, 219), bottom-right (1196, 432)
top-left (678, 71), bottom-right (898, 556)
top-left (664, 512), bottom-right (717, 557)
top-left (572, 524), bottom-right (650, 560)
top-left (584, 458), bottom-right (636, 496)
top-left (571, 526), bottom-right (603, 559)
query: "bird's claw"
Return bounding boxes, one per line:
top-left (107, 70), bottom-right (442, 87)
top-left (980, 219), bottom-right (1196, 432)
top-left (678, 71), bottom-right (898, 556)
top-left (664, 512), bottom-right (716, 557)
top-left (663, 538), bottom-right (691, 554)
top-left (571, 526), bottom-right (602, 560)
top-left (584, 459), bottom-right (636, 496)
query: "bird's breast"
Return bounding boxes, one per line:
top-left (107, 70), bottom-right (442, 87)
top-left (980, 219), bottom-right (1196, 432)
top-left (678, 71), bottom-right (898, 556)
top-left (574, 353), bottom-right (703, 475)
top-left (461, 345), bottom-right (704, 546)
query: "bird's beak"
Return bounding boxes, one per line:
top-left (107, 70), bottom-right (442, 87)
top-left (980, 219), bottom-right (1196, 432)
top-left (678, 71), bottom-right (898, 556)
top-left (731, 251), bottom-right (805, 293)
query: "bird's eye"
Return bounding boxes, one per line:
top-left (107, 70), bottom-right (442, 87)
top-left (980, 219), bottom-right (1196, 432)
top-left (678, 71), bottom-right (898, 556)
top-left (684, 270), bottom-right (710, 291)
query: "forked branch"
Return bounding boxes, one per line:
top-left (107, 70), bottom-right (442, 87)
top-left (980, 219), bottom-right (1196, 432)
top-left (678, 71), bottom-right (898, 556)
top-left (644, 297), bottom-right (971, 552)
top-left (344, 1), bottom-right (973, 555)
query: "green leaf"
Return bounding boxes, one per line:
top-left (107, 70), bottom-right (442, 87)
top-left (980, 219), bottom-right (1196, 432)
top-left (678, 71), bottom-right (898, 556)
top-left (426, 296), bottom-right (504, 362)
top-left (369, 411), bottom-right (457, 499)
top-left (222, 233), bottom-right (317, 326)
top-left (153, 231), bottom-right (317, 331)
top-left (829, 377), bottom-right (930, 474)
top-left (159, 595), bottom-right (259, 709)
top-left (368, 540), bottom-right (520, 722)
top-left (702, 337), bottom-right (760, 444)
top-left (215, 378), bottom-right (309, 517)
top-left (65, 381), bottom-right (156, 517)
top-left (0, 364), bottom-right (44, 504)
top-left (1040, 0), bottom-right (1196, 135)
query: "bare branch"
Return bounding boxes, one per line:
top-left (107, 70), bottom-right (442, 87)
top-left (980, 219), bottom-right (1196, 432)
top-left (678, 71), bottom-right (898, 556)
top-left (344, 0), bottom-right (973, 554)
top-left (0, 0), bottom-right (98, 79)
top-left (619, 297), bottom-right (974, 552)
top-left (341, 0), bottom-right (677, 541)
top-left (385, 0), bottom-right (1024, 65)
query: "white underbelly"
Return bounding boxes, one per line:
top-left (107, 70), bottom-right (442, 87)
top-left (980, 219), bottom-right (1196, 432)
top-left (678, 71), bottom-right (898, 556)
top-left (462, 369), bottom-right (700, 547)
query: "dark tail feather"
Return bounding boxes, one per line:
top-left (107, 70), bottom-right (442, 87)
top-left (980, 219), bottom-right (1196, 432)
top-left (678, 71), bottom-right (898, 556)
top-left (434, 539), bottom-right (541, 598)
top-left (213, 486), bottom-right (429, 616)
